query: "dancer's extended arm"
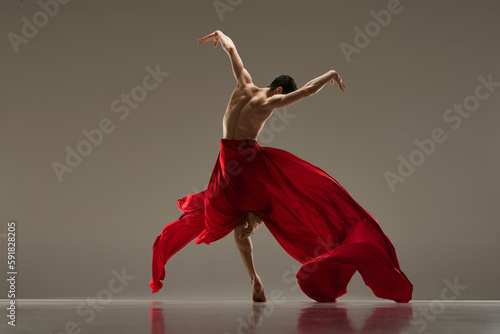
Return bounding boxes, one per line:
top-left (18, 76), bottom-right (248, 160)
top-left (263, 70), bottom-right (346, 110)
top-left (198, 30), bottom-right (252, 86)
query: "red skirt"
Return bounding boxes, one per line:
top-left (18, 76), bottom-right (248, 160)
top-left (149, 139), bottom-right (413, 302)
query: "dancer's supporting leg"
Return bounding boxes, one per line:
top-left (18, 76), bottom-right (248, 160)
top-left (234, 212), bottom-right (266, 302)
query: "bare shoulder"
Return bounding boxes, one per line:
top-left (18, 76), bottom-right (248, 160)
top-left (245, 82), bottom-right (260, 95)
top-left (244, 86), bottom-right (264, 105)
top-left (246, 89), bottom-right (275, 119)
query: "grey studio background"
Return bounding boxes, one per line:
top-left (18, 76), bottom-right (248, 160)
top-left (1, 0), bottom-right (499, 301)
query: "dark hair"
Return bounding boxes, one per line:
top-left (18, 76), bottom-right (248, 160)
top-left (269, 75), bottom-right (297, 94)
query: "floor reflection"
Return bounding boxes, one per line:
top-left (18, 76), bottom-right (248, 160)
top-left (149, 301), bottom-right (413, 334)
top-left (298, 303), bottom-right (413, 333)
top-left (0, 299), bottom-right (496, 334)
top-left (149, 304), bottom-right (165, 334)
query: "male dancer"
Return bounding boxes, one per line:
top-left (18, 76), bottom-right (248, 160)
top-left (150, 30), bottom-right (412, 303)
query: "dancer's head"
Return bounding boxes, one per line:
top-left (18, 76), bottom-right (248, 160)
top-left (269, 75), bottom-right (297, 94)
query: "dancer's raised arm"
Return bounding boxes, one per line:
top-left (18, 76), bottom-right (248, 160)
top-left (262, 70), bottom-right (346, 111)
top-left (198, 30), bottom-right (252, 86)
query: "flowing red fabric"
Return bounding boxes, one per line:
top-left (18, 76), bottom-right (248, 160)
top-left (150, 139), bottom-right (413, 302)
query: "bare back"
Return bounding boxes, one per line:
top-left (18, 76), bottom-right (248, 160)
top-left (222, 84), bottom-right (274, 141)
top-left (198, 30), bottom-right (344, 141)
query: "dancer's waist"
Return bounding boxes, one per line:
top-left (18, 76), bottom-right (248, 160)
top-left (220, 138), bottom-right (259, 149)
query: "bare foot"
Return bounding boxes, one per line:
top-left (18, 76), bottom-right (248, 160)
top-left (251, 276), bottom-right (267, 302)
top-left (239, 212), bottom-right (263, 239)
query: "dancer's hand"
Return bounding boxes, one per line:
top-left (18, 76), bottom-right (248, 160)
top-left (330, 71), bottom-right (346, 93)
top-left (198, 31), bottom-right (220, 48)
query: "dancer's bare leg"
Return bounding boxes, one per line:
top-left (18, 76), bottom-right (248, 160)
top-left (234, 212), bottom-right (266, 302)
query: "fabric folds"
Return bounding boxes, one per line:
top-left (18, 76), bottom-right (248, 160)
top-left (150, 139), bottom-right (412, 302)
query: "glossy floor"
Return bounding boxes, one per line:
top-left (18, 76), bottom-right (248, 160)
top-left (1, 300), bottom-right (499, 333)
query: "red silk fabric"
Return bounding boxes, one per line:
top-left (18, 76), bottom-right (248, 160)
top-left (150, 139), bottom-right (412, 302)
